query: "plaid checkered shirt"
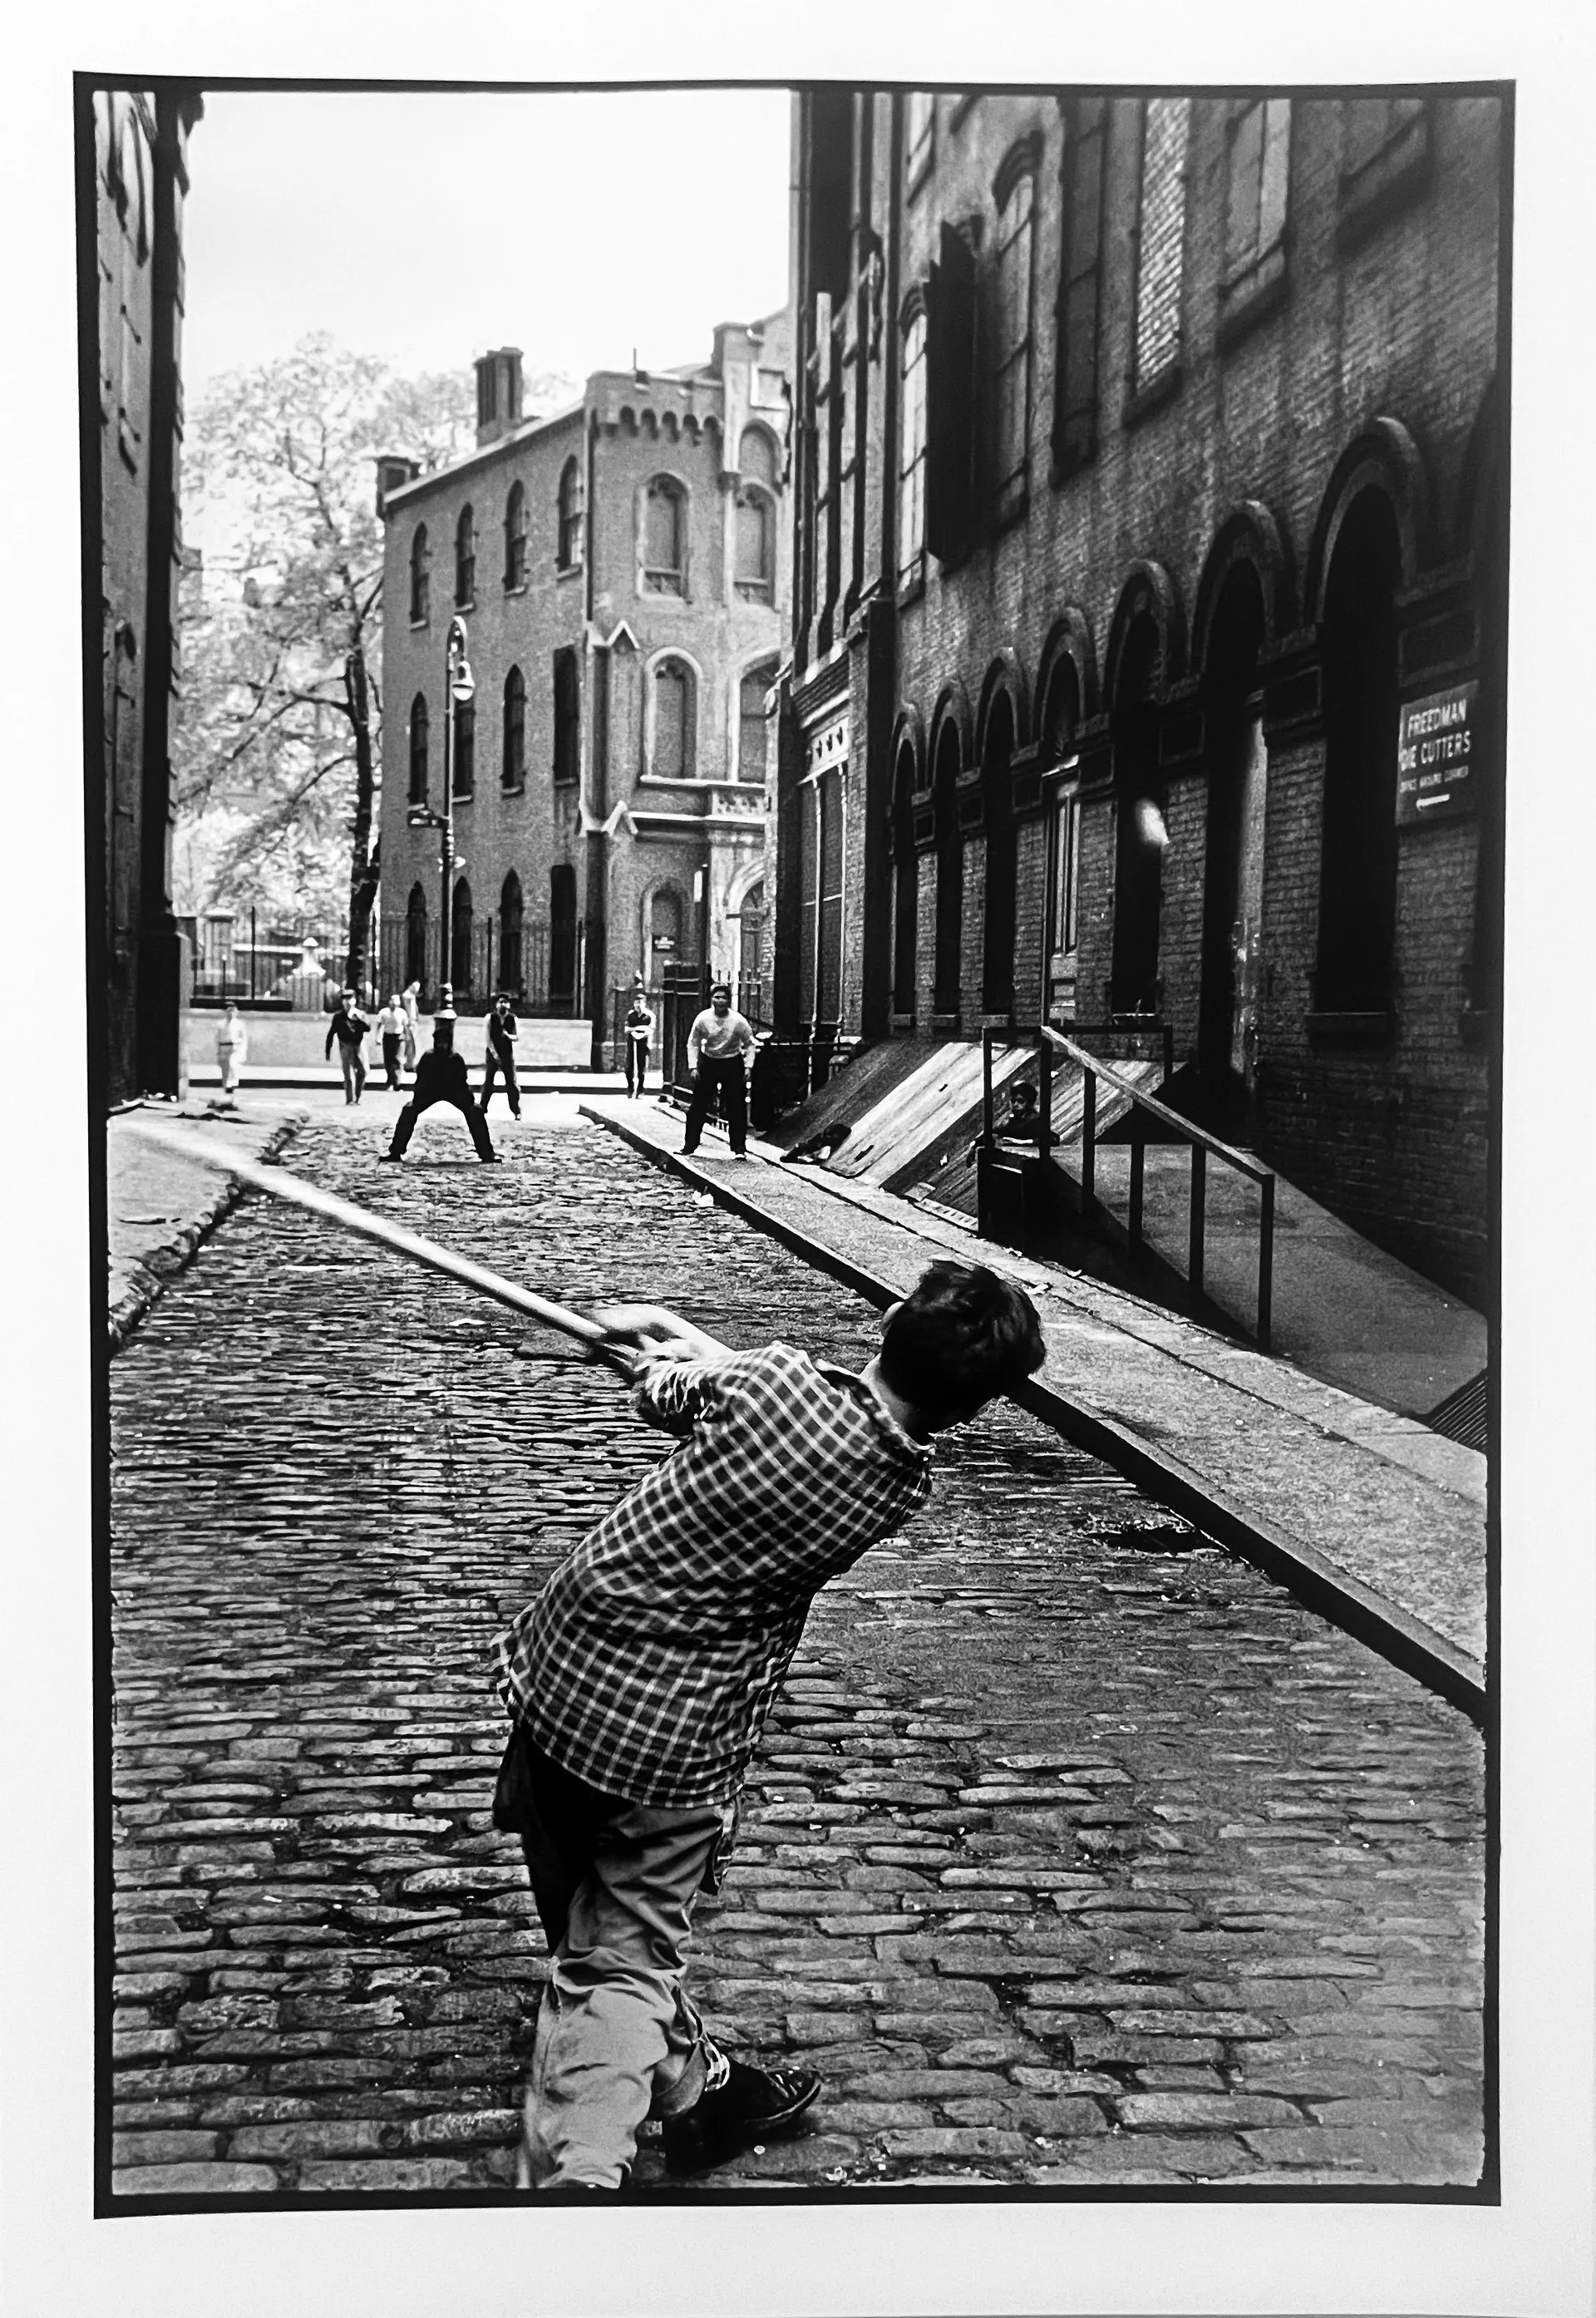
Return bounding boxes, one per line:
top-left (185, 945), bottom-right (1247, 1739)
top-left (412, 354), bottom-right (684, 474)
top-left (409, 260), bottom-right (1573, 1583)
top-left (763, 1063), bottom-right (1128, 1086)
top-left (494, 1343), bottom-right (934, 1808)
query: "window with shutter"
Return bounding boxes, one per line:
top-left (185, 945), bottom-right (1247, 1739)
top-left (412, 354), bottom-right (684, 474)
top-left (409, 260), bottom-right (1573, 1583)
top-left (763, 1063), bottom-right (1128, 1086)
top-left (653, 660), bottom-right (691, 778)
top-left (504, 484), bottom-right (527, 589)
top-left (739, 426), bottom-right (777, 487)
top-left (1052, 96), bottom-right (1106, 478)
top-left (739, 662), bottom-right (776, 782)
top-left (500, 668), bottom-right (524, 792)
top-left (455, 505), bottom-right (475, 606)
top-left (1219, 98), bottom-right (1292, 343)
top-left (557, 457), bottom-right (584, 570)
top-left (454, 696), bottom-right (475, 798)
top-left (924, 223), bottom-right (976, 565)
top-left (734, 490), bottom-right (774, 599)
top-left (408, 694), bottom-right (429, 804)
top-left (409, 525), bottom-right (431, 623)
top-left (898, 306), bottom-right (928, 587)
top-left (992, 160), bottom-right (1036, 520)
top-left (553, 649), bottom-right (580, 785)
top-left (1130, 97), bottom-right (1191, 401)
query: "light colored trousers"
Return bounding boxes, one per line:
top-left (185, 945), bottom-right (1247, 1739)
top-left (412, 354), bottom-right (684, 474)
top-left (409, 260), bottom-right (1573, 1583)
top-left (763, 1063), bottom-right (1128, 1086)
top-left (511, 1748), bottom-right (725, 2190)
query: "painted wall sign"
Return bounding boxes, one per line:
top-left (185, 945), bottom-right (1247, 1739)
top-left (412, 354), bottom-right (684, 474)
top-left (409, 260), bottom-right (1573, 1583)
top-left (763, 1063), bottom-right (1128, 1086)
top-left (1396, 681), bottom-right (1477, 826)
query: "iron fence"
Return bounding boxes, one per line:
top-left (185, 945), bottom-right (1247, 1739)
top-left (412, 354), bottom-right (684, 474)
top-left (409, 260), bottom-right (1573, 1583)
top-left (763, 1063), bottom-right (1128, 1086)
top-left (376, 916), bottom-right (577, 1016)
top-left (181, 911), bottom-right (362, 1009)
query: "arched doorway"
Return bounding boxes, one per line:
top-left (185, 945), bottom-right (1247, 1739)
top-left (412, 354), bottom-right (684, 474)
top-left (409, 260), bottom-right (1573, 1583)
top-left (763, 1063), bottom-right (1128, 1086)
top-left (932, 723), bottom-right (963, 1018)
top-left (549, 863), bottom-right (578, 1009)
top-left (648, 885), bottom-right (683, 976)
top-left (1199, 565), bottom-right (1267, 1096)
top-left (499, 870), bottom-right (524, 997)
top-left (451, 878), bottom-right (474, 999)
top-left (892, 739), bottom-right (919, 1018)
top-left (1039, 655), bottom-right (1081, 1023)
top-left (1316, 492), bottom-right (1401, 1014)
top-left (1109, 617), bottom-right (1164, 1014)
top-left (980, 693), bottom-right (1017, 1018)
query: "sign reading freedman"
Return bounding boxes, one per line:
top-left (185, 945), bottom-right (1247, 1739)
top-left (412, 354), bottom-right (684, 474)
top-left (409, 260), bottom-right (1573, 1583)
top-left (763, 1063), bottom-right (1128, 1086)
top-left (1396, 681), bottom-right (1477, 827)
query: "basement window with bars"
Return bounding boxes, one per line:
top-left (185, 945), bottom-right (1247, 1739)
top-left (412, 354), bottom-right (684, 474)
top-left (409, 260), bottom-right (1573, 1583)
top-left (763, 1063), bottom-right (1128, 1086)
top-left (1219, 98), bottom-right (1292, 346)
top-left (1127, 96), bottom-right (1191, 419)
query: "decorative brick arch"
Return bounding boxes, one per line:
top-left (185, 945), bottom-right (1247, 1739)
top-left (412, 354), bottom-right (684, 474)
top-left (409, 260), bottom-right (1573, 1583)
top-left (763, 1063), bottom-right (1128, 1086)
top-left (1303, 416), bottom-right (1431, 626)
top-left (1191, 501), bottom-right (1294, 674)
top-left (1102, 560), bottom-right (1185, 708)
top-left (927, 677), bottom-right (975, 777)
top-left (976, 646), bottom-right (1032, 761)
top-left (1034, 608), bottom-right (1098, 745)
top-left (889, 703), bottom-right (928, 808)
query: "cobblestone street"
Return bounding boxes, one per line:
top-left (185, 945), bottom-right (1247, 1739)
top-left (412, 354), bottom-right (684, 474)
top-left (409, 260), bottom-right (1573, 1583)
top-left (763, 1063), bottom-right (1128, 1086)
top-left (108, 1099), bottom-right (1485, 2199)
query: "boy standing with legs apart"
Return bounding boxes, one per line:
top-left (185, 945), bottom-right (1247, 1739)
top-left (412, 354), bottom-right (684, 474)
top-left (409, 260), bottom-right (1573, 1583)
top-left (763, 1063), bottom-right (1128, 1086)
top-left (492, 1260), bottom-right (1047, 2192)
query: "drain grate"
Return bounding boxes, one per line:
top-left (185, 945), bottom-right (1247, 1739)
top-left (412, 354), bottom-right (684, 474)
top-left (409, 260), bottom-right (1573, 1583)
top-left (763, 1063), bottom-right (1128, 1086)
top-left (1424, 1368), bottom-right (1488, 1452)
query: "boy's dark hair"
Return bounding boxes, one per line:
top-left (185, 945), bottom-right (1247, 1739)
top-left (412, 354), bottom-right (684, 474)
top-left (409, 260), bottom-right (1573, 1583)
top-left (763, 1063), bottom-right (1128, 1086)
top-left (878, 1261), bottom-right (1046, 1422)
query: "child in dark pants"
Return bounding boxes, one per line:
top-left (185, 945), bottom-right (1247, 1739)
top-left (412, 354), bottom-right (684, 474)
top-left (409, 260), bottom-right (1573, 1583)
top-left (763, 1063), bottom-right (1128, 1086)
top-left (492, 1260), bottom-right (1047, 2192)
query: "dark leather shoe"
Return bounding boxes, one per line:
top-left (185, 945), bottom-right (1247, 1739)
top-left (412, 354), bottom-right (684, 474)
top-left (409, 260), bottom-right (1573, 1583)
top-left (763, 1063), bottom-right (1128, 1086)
top-left (660, 2059), bottom-right (820, 2176)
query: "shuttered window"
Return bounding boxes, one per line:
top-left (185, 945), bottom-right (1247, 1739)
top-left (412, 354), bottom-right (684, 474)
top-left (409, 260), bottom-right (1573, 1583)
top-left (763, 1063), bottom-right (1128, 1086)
top-left (924, 223), bottom-right (975, 565)
top-left (1052, 96), bottom-right (1107, 477)
top-left (1131, 97), bottom-right (1191, 392)
top-left (898, 308), bottom-right (928, 586)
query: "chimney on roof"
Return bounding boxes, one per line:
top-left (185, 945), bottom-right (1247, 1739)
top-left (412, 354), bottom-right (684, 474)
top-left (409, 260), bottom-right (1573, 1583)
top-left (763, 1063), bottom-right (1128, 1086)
top-left (475, 348), bottom-right (525, 446)
top-left (375, 454), bottom-right (421, 517)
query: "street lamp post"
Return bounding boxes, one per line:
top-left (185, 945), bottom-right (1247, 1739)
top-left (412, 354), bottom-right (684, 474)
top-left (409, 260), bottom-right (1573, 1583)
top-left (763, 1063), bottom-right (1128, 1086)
top-left (409, 615), bottom-right (474, 1016)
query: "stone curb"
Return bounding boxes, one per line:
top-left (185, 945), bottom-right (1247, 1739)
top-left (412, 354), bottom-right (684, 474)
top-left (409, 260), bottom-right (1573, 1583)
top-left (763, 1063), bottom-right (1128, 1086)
top-left (107, 1110), bottom-right (308, 1356)
top-left (580, 1102), bottom-right (1486, 1729)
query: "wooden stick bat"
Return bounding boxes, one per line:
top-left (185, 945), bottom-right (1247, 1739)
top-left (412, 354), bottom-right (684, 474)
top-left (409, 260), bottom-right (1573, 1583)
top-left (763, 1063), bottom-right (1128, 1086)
top-left (126, 1122), bottom-right (642, 1369)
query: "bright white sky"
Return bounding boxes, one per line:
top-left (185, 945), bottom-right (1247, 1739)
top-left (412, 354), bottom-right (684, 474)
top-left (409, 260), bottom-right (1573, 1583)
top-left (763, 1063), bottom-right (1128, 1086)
top-left (182, 87), bottom-right (793, 398)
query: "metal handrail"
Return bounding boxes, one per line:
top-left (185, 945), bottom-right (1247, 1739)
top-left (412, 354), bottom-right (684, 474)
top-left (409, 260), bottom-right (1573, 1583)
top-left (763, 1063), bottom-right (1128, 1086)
top-left (980, 1026), bottom-right (1275, 1351)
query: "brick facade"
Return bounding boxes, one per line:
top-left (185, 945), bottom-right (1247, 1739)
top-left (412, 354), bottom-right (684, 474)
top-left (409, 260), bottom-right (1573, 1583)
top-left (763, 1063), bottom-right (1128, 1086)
top-left (381, 320), bottom-right (789, 1064)
top-left (89, 86), bottom-right (202, 1105)
top-left (777, 88), bottom-right (1506, 1300)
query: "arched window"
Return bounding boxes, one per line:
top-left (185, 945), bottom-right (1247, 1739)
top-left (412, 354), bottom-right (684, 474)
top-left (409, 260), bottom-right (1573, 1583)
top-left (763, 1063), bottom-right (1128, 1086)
top-left (452, 695), bottom-right (475, 800)
top-left (451, 878), bottom-right (474, 997)
top-left (557, 456), bottom-right (584, 570)
top-left (455, 505), bottom-right (475, 606)
top-left (932, 723), bottom-right (963, 1017)
top-left (734, 487), bottom-right (775, 600)
top-left (407, 693), bottom-right (430, 804)
top-left (504, 481), bottom-right (527, 589)
top-left (739, 427), bottom-right (778, 488)
top-left (405, 882), bottom-right (428, 992)
top-left (409, 524), bottom-right (430, 623)
top-left (500, 870), bottom-right (525, 995)
top-left (893, 742), bottom-right (920, 1017)
top-left (549, 864), bottom-right (578, 1006)
top-left (993, 155), bottom-right (1037, 520)
top-left (899, 306), bottom-right (928, 585)
top-left (502, 665), bottom-right (526, 791)
top-left (641, 478), bottom-right (686, 595)
top-left (738, 660), bottom-right (776, 782)
top-left (651, 658), bottom-right (693, 779)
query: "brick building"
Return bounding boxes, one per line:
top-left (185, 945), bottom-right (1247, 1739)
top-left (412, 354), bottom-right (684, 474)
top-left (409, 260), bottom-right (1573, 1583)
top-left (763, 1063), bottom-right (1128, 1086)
top-left (378, 318), bottom-right (791, 1065)
top-left (776, 88), bottom-right (1507, 1300)
top-left (84, 82), bottom-right (203, 1105)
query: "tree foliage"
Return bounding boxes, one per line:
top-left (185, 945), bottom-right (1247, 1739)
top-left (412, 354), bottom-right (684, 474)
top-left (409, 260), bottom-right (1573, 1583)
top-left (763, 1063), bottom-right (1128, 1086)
top-left (172, 334), bottom-right (570, 936)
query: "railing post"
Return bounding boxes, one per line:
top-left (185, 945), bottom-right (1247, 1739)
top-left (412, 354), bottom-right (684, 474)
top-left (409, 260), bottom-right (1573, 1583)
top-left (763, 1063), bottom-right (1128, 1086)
top-left (1257, 1173), bottom-right (1274, 1352)
top-left (1129, 1111), bottom-right (1145, 1251)
top-left (1189, 1142), bottom-right (1206, 1298)
top-left (1082, 1070), bottom-right (1096, 1209)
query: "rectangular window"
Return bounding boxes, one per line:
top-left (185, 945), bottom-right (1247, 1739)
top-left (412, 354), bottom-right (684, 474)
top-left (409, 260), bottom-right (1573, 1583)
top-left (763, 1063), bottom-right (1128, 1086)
top-left (1219, 97), bottom-right (1291, 342)
top-left (1052, 96), bottom-right (1107, 478)
top-left (905, 91), bottom-right (934, 193)
top-left (898, 310), bottom-right (928, 588)
top-left (1047, 788), bottom-right (1081, 963)
top-left (553, 649), bottom-right (579, 785)
top-left (1337, 94), bottom-right (1431, 249)
top-left (924, 223), bottom-right (976, 565)
top-left (993, 171), bottom-right (1036, 521)
top-left (1131, 96), bottom-right (1192, 397)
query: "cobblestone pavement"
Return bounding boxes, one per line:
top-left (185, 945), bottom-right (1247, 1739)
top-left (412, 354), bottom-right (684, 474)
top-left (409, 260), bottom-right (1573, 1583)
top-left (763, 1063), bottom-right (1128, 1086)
top-left (109, 1103), bottom-right (1485, 2198)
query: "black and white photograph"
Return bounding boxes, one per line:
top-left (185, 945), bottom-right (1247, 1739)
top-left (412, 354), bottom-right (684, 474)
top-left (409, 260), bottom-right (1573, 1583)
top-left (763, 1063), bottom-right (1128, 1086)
top-left (5, 5), bottom-right (1594, 2315)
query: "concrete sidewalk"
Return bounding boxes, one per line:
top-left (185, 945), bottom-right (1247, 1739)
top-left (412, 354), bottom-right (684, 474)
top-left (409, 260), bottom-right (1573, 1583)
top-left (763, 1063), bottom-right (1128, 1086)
top-left (107, 1097), bottom-right (308, 1349)
top-left (582, 1092), bottom-right (1488, 1719)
